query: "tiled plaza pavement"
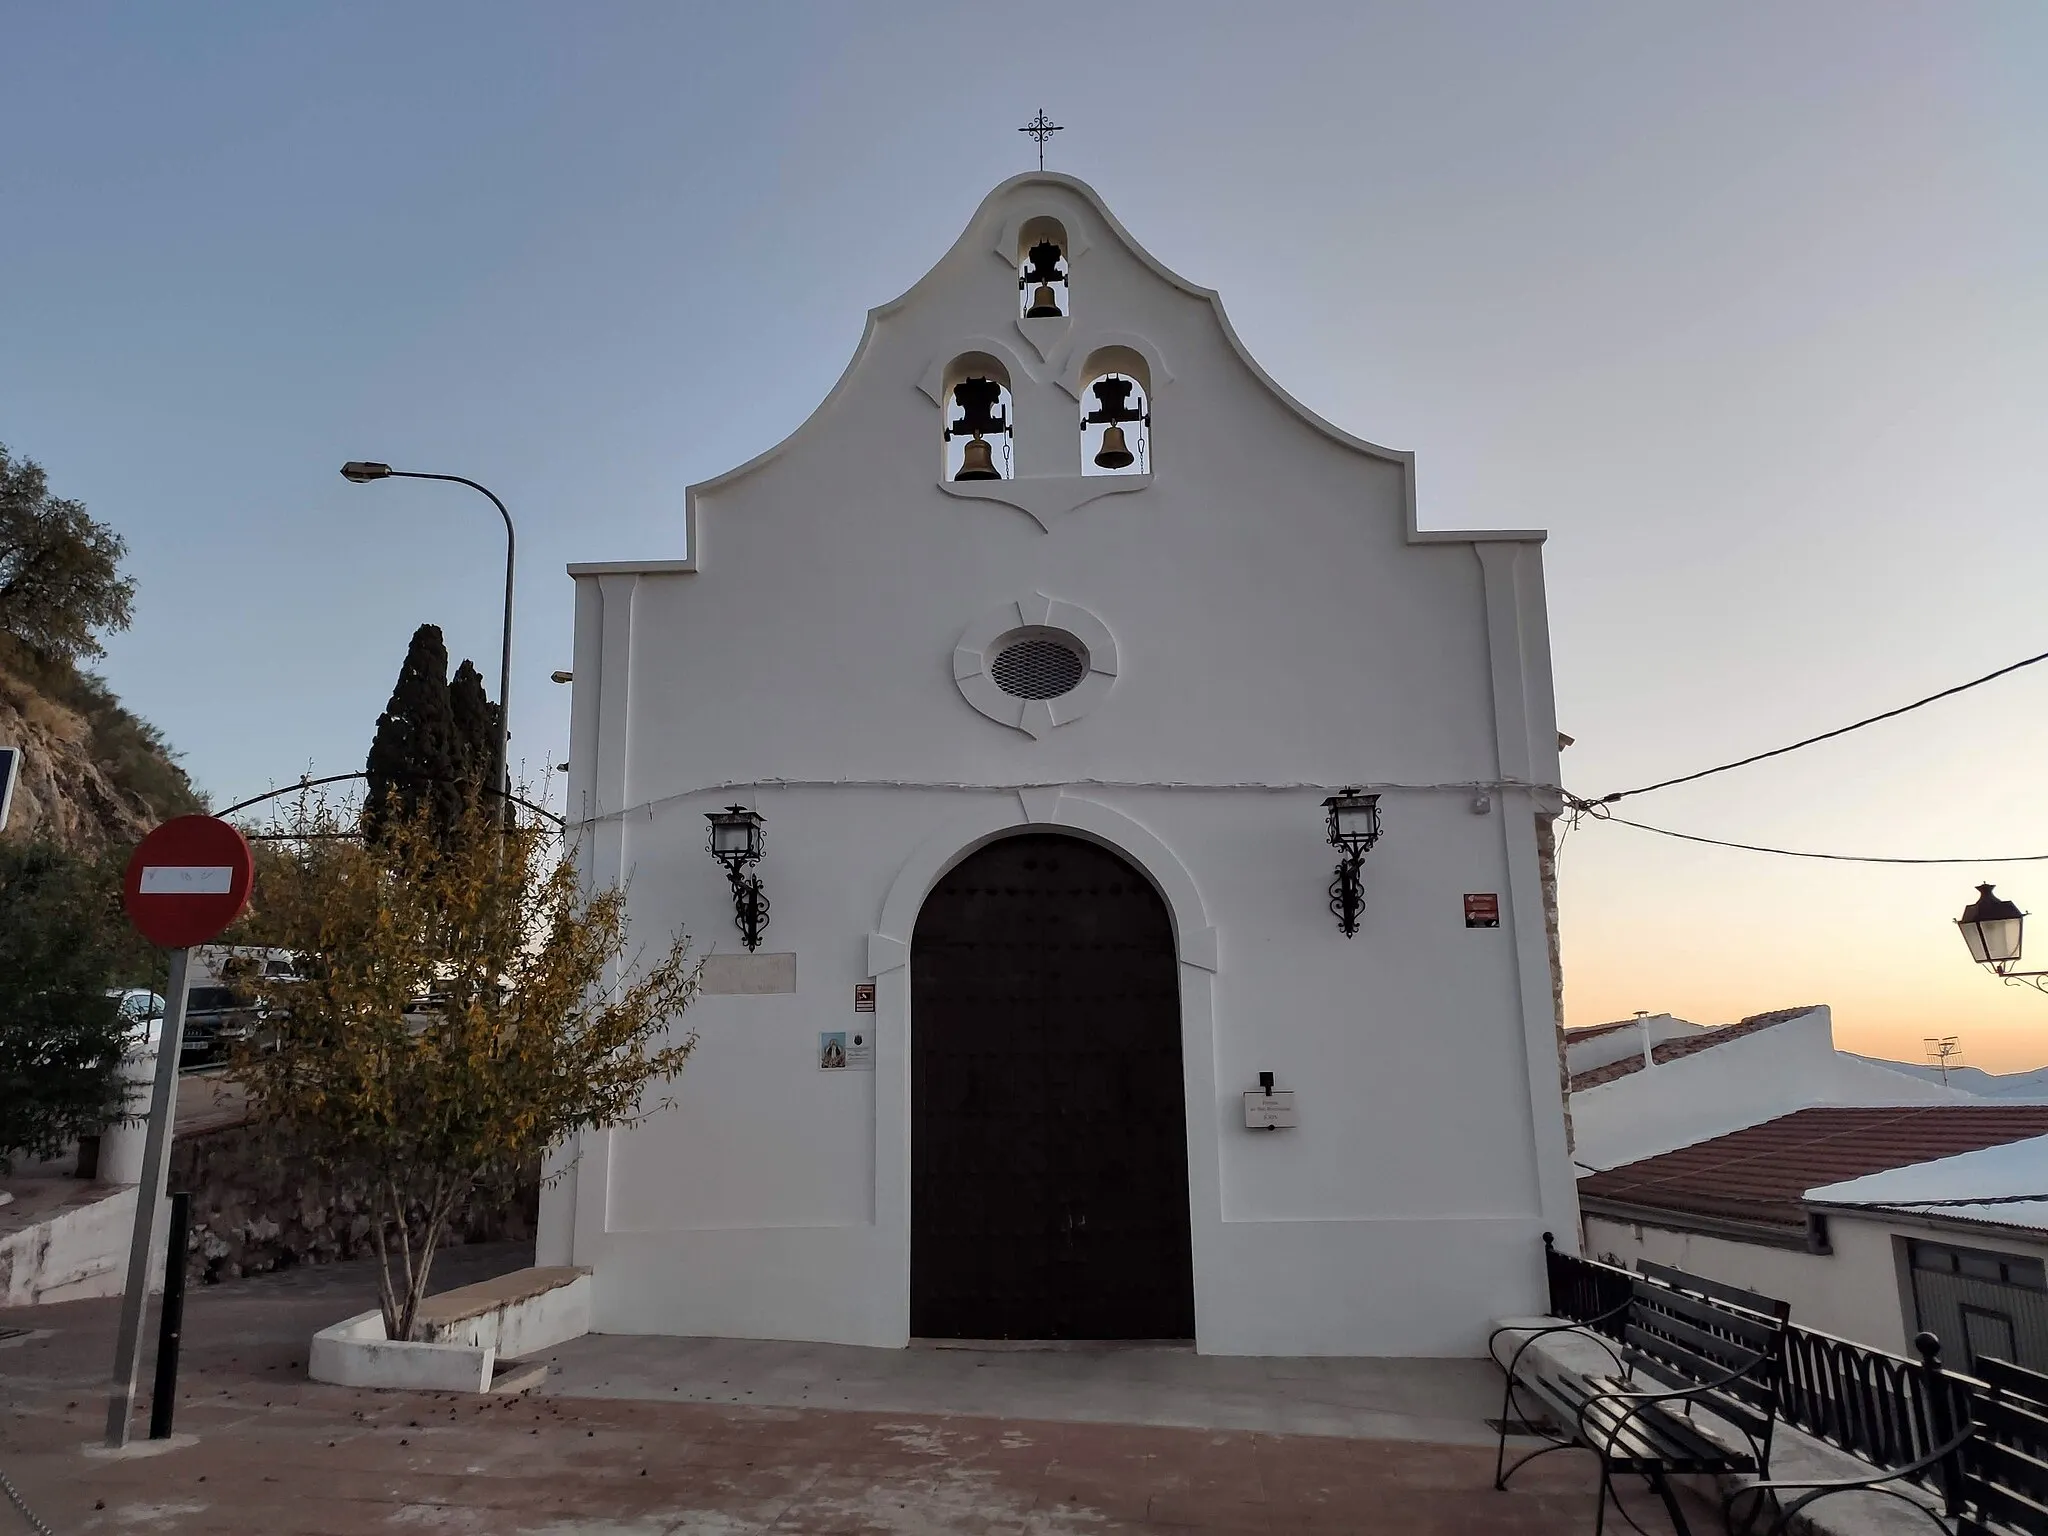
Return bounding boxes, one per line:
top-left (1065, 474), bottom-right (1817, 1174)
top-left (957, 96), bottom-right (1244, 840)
top-left (1, 1245), bottom-right (1715, 1533)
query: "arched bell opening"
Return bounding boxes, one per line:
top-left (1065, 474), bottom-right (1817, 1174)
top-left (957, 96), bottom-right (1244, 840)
top-left (941, 352), bottom-right (1015, 482)
top-left (1016, 216), bottom-right (1071, 320)
top-left (1079, 346), bottom-right (1151, 477)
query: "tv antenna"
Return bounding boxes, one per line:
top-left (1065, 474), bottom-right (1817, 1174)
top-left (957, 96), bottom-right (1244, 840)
top-left (1923, 1035), bottom-right (1966, 1086)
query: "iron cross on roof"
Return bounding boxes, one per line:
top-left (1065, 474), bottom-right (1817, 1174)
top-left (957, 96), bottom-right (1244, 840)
top-left (1019, 109), bottom-right (1063, 170)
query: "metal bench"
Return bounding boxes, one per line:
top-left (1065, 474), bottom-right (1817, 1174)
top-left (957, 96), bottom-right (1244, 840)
top-left (1724, 1347), bottom-right (2043, 1536)
top-left (1491, 1259), bottom-right (1792, 1535)
top-left (1964, 1358), bottom-right (2048, 1536)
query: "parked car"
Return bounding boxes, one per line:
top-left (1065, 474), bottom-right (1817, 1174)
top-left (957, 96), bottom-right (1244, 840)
top-left (105, 988), bottom-right (166, 1051)
top-left (179, 983), bottom-right (260, 1066)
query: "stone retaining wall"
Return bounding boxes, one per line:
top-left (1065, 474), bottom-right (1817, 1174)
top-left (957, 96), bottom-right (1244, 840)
top-left (167, 1122), bottom-right (539, 1284)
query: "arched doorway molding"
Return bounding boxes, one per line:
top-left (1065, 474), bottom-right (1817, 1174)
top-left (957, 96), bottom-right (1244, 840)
top-left (865, 789), bottom-right (1222, 1344)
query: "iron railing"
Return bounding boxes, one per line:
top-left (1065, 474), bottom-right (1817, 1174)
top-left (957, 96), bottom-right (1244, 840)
top-left (1542, 1237), bottom-right (1981, 1489)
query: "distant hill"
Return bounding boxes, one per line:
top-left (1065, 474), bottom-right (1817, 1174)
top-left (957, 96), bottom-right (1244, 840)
top-left (1850, 1055), bottom-right (2048, 1102)
top-left (0, 641), bottom-right (201, 853)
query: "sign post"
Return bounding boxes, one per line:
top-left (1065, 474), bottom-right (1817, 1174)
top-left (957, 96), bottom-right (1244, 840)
top-left (0, 745), bottom-right (20, 832)
top-left (104, 816), bottom-right (254, 1449)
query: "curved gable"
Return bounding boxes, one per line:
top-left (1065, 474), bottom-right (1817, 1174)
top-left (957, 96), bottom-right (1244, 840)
top-left (634, 173), bottom-right (1543, 573)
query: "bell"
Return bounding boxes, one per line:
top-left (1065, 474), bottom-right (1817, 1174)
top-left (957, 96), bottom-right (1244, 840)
top-left (1094, 423), bottom-right (1135, 470)
top-left (1026, 283), bottom-right (1062, 318)
top-left (955, 435), bottom-right (1000, 481)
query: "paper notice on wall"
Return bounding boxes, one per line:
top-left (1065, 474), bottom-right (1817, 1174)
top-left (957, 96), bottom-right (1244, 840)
top-left (819, 1030), bottom-right (874, 1071)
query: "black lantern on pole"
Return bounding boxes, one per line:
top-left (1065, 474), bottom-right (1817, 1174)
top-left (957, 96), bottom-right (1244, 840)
top-left (1957, 884), bottom-right (2024, 968)
top-left (1322, 788), bottom-right (1382, 938)
top-left (706, 806), bottom-right (768, 951)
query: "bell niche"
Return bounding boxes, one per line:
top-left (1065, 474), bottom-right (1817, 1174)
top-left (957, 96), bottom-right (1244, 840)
top-left (942, 354), bottom-right (1014, 482)
top-left (1016, 217), bottom-right (1070, 320)
top-left (1079, 347), bottom-right (1151, 477)
top-left (1020, 239), bottom-right (1068, 319)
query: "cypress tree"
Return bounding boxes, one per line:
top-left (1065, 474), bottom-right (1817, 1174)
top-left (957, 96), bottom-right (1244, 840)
top-left (448, 658), bottom-right (501, 813)
top-left (364, 624), bottom-right (465, 844)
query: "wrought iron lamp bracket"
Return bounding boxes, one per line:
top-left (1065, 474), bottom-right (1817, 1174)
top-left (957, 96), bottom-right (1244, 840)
top-left (724, 872), bottom-right (769, 952)
top-left (1992, 965), bottom-right (2048, 996)
top-left (1329, 851), bottom-right (1368, 938)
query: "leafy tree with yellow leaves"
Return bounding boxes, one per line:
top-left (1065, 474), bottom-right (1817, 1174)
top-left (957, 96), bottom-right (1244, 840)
top-left (238, 792), bottom-right (698, 1342)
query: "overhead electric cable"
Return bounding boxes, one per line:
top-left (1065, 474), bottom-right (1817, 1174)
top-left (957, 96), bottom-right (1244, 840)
top-left (1593, 646), bottom-right (2048, 805)
top-left (1581, 808), bottom-right (2048, 866)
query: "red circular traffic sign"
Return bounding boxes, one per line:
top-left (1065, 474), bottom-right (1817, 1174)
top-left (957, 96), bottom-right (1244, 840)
top-left (123, 815), bottom-right (255, 949)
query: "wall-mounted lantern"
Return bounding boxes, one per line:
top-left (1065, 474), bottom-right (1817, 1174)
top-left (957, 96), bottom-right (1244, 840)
top-left (1956, 883), bottom-right (2046, 994)
top-left (706, 805), bottom-right (769, 951)
top-left (1323, 788), bottom-right (1382, 938)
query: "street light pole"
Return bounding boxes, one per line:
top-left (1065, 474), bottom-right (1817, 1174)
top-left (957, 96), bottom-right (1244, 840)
top-left (340, 463), bottom-right (514, 820)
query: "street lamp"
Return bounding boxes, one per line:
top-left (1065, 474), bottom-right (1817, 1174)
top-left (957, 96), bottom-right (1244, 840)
top-left (1955, 883), bottom-right (2047, 995)
top-left (340, 463), bottom-right (515, 820)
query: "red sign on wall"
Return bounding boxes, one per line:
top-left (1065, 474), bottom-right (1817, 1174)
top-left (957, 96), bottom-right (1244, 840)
top-left (123, 816), bottom-right (255, 949)
top-left (1463, 892), bottom-right (1500, 929)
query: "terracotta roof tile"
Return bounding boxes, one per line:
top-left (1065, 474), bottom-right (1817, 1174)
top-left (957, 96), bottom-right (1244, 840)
top-left (1578, 1105), bottom-right (2048, 1231)
top-left (1566, 1019), bottom-right (1646, 1043)
top-left (1569, 1056), bottom-right (1646, 1092)
top-left (1650, 1006), bottom-right (1818, 1065)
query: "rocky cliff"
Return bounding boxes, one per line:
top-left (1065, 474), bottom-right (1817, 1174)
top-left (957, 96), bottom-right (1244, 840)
top-left (0, 649), bottom-right (199, 853)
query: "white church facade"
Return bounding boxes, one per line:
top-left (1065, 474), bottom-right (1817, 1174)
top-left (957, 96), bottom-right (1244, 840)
top-left (538, 173), bottom-right (1578, 1357)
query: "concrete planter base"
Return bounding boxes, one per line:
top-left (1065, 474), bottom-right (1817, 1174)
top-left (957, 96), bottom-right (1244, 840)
top-left (309, 1266), bottom-right (591, 1393)
top-left (310, 1309), bottom-right (501, 1392)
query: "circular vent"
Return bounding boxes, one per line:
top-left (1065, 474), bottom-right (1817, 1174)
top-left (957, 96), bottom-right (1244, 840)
top-left (990, 634), bottom-right (1087, 700)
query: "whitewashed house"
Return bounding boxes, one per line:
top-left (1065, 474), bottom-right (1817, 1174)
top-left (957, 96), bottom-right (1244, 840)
top-left (1568, 1005), bottom-right (1969, 1173)
top-left (538, 172), bottom-right (1576, 1356)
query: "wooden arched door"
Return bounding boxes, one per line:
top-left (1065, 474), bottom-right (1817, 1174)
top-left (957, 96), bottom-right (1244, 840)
top-left (910, 833), bottom-right (1194, 1339)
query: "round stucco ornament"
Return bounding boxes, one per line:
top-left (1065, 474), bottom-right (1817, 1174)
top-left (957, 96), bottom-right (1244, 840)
top-left (952, 594), bottom-right (1118, 739)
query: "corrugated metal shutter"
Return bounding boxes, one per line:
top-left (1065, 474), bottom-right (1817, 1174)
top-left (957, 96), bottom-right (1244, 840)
top-left (1909, 1239), bottom-right (2048, 1374)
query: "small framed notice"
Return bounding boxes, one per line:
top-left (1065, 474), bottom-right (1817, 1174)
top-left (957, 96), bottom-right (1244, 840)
top-left (1464, 893), bottom-right (1500, 929)
top-left (854, 982), bottom-right (876, 1012)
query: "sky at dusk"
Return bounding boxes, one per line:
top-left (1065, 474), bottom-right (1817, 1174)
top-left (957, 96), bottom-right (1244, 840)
top-left (5, 3), bottom-right (2045, 1070)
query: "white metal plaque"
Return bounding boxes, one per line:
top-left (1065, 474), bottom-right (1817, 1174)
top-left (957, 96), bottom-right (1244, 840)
top-left (1242, 1089), bottom-right (1297, 1130)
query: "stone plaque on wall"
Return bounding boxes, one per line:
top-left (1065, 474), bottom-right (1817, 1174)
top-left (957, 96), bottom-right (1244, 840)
top-left (698, 952), bottom-right (797, 995)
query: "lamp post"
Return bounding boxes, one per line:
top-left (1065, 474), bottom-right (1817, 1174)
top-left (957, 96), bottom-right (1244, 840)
top-left (1955, 884), bottom-right (2048, 995)
top-left (341, 463), bottom-right (514, 820)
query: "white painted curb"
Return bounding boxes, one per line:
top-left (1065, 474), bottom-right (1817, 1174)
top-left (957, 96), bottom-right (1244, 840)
top-left (310, 1309), bottom-right (496, 1392)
